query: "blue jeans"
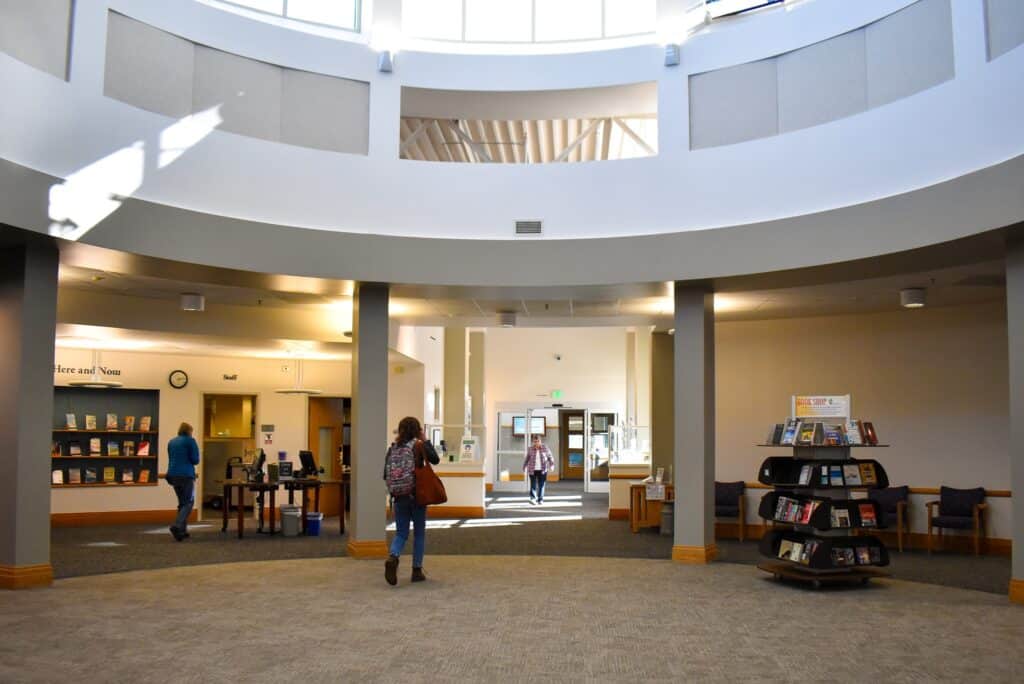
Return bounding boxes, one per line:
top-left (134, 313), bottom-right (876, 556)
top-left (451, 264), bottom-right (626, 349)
top-left (389, 496), bottom-right (427, 567)
top-left (529, 471), bottom-right (547, 502)
top-left (167, 476), bottom-right (195, 532)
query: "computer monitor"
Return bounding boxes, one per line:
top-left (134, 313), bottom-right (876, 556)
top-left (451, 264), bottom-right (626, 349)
top-left (298, 450), bottom-right (318, 477)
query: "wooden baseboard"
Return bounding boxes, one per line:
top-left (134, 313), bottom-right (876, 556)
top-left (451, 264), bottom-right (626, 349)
top-left (714, 521), bottom-right (764, 541)
top-left (485, 483), bottom-right (493, 492)
top-left (51, 510), bottom-right (199, 527)
top-left (1010, 579), bottom-right (1024, 605)
top-left (608, 508), bottom-right (629, 520)
top-left (346, 539), bottom-right (389, 559)
top-left (427, 506), bottom-right (485, 519)
top-left (0, 563), bottom-right (53, 589)
top-left (672, 544), bottom-right (719, 564)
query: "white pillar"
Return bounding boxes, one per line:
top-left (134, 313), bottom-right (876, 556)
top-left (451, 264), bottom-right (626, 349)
top-left (1007, 241), bottom-right (1024, 604)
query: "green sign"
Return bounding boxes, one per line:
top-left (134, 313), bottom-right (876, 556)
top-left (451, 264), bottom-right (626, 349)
top-left (551, 390), bottom-right (563, 399)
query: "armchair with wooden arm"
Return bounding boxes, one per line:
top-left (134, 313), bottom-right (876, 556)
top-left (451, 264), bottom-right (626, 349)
top-left (927, 487), bottom-right (987, 555)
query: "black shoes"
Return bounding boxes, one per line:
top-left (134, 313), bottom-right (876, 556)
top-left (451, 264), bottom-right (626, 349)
top-left (169, 526), bottom-right (184, 542)
top-left (411, 567), bottom-right (426, 583)
top-left (385, 554), bottom-right (399, 586)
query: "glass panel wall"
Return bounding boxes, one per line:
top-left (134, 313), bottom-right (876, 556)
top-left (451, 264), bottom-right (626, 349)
top-left (216, 0), bottom-right (361, 32)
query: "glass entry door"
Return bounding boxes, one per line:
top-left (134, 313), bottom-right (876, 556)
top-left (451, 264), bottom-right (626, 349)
top-left (586, 412), bottom-right (615, 494)
top-left (495, 410), bottom-right (528, 491)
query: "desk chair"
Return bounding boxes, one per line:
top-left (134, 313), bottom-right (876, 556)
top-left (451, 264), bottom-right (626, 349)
top-left (870, 485), bottom-right (910, 552)
top-left (926, 486), bottom-right (987, 555)
top-left (714, 481), bottom-right (746, 541)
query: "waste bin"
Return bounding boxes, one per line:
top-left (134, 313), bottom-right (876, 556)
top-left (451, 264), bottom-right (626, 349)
top-left (659, 502), bottom-right (673, 536)
top-left (281, 504), bottom-right (301, 537)
top-left (306, 512), bottom-right (323, 536)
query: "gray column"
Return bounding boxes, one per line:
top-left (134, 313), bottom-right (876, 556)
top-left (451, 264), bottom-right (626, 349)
top-left (443, 327), bottom-right (467, 448)
top-left (1007, 241), bottom-right (1024, 603)
top-left (0, 242), bottom-right (58, 589)
top-left (650, 331), bottom-right (674, 481)
top-left (468, 331), bottom-right (485, 446)
top-left (672, 286), bottom-right (717, 563)
top-left (347, 283), bottom-right (389, 559)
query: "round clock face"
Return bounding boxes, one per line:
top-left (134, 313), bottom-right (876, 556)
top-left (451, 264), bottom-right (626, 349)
top-left (169, 370), bottom-right (188, 389)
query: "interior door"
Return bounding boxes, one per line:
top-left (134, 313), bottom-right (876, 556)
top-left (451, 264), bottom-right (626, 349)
top-left (559, 410), bottom-right (586, 480)
top-left (587, 412), bottom-right (614, 494)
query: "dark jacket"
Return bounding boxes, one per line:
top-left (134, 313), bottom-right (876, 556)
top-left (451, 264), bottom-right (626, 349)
top-left (166, 434), bottom-right (200, 479)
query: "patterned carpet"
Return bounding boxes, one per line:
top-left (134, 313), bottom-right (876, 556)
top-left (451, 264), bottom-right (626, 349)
top-left (2, 556), bottom-right (1022, 683)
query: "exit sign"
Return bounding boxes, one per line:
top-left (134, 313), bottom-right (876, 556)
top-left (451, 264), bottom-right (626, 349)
top-left (551, 390), bottom-right (563, 399)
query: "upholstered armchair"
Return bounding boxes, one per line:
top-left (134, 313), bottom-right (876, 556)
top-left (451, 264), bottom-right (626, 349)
top-left (870, 485), bottom-right (910, 552)
top-left (714, 481), bottom-right (746, 541)
top-left (926, 486), bottom-right (987, 555)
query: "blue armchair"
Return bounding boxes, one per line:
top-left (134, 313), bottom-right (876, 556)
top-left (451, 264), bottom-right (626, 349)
top-left (870, 485), bottom-right (910, 552)
top-left (714, 481), bottom-right (746, 541)
top-left (926, 486), bottom-right (987, 555)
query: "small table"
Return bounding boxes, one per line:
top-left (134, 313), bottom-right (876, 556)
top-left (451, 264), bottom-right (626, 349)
top-left (218, 480), bottom-right (278, 539)
top-left (217, 476), bottom-right (349, 537)
top-left (629, 483), bottom-right (675, 533)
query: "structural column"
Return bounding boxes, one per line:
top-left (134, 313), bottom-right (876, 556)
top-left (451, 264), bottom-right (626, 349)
top-left (671, 286), bottom-right (717, 564)
top-left (0, 242), bottom-right (59, 589)
top-left (650, 331), bottom-right (674, 480)
top-left (1007, 241), bottom-right (1024, 604)
top-left (347, 283), bottom-right (390, 559)
top-left (443, 327), bottom-right (467, 449)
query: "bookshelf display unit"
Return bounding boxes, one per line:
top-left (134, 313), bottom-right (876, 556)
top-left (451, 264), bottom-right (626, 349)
top-left (51, 386), bottom-right (160, 488)
top-left (755, 400), bottom-right (891, 588)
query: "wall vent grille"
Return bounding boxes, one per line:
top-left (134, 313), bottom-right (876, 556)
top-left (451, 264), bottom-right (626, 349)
top-left (515, 220), bottom-right (542, 235)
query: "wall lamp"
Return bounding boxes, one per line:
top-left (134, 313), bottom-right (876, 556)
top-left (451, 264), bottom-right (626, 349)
top-left (377, 50), bottom-right (393, 73)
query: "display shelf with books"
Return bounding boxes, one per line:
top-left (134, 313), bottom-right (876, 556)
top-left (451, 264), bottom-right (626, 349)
top-left (755, 400), bottom-right (891, 588)
top-left (51, 386), bottom-right (160, 488)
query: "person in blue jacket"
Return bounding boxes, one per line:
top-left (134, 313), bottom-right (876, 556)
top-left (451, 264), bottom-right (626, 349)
top-left (166, 422), bottom-right (201, 541)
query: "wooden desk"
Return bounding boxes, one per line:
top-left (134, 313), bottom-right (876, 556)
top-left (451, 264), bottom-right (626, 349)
top-left (218, 477), bottom-right (349, 538)
top-left (629, 483), bottom-right (675, 533)
top-left (218, 480), bottom-right (278, 539)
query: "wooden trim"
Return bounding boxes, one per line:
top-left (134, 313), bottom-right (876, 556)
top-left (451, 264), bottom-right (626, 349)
top-left (427, 506), bottom-right (485, 518)
top-left (745, 482), bottom-right (771, 490)
top-left (672, 544), bottom-right (719, 564)
top-left (507, 473), bottom-right (525, 481)
top-left (1010, 578), bottom-right (1024, 605)
top-left (743, 483), bottom-right (1011, 497)
top-left (346, 539), bottom-right (389, 559)
top-left (434, 471), bottom-right (485, 478)
top-left (715, 521), bottom-right (767, 540)
top-left (609, 473), bottom-right (649, 480)
top-left (51, 510), bottom-right (198, 527)
top-left (51, 482), bottom-right (158, 488)
top-left (608, 508), bottom-right (629, 520)
top-left (485, 483), bottom-right (493, 492)
top-left (0, 563), bottom-right (53, 589)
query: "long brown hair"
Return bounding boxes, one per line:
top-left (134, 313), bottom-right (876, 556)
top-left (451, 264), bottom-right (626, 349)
top-left (397, 416), bottom-right (421, 443)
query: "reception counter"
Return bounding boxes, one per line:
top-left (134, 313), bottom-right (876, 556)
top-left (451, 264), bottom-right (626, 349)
top-left (430, 461), bottom-right (486, 518)
top-left (608, 463), bottom-right (652, 520)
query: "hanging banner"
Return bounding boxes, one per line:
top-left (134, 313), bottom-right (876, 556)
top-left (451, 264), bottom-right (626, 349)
top-left (792, 395), bottom-right (850, 419)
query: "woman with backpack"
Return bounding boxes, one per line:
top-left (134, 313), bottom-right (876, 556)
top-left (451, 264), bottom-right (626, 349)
top-left (384, 416), bottom-right (440, 586)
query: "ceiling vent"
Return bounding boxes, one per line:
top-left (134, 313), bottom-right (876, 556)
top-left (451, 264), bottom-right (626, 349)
top-left (497, 311), bottom-right (517, 327)
top-left (515, 220), bottom-right (542, 235)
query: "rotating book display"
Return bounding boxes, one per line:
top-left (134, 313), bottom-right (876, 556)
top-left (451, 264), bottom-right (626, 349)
top-left (756, 396), bottom-right (891, 588)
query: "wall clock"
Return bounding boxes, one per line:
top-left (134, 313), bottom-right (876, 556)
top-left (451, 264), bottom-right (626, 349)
top-left (168, 369), bottom-right (189, 389)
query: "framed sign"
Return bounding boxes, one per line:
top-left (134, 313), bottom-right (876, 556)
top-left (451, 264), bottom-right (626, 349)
top-left (793, 395), bottom-right (850, 420)
top-left (530, 416), bottom-right (546, 436)
top-left (512, 416), bottom-right (527, 437)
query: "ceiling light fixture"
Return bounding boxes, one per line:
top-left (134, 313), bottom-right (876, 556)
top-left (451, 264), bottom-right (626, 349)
top-left (497, 311), bottom-right (516, 328)
top-left (664, 44), bottom-right (681, 66)
top-left (274, 358), bottom-right (322, 395)
top-left (180, 293), bottom-right (205, 311)
top-left (900, 287), bottom-right (927, 309)
top-left (69, 349), bottom-right (123, 388)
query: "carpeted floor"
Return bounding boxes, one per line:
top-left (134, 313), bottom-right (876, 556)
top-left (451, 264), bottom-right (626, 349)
top-left (49, 482), bottom-right (1011, 595)
top-left (2, 556), bottom-right (1022, 683)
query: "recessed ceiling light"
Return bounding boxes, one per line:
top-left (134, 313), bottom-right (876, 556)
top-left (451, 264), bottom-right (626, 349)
top-left (900, 288), bottom-right (927, 308)
top-left (180, 293), bottom-right (205, 311)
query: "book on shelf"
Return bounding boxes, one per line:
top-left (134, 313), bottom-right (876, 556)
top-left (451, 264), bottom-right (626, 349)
top-left (102, 466), bottom-right (115, 483)
top-left (107, 441), bottom-right (120, 456)
top-left (845, 420), bottom-right (864, 445)
top-left (124, 415), bottom-right (135, 431)
top-left (89, 438), bottom-right (101, 455)
top-left (799, 539), bottom-right (820, 565)
top-left (85, 414), bottom-right (97, 430)
top-left (774, 496), bottom-right (802, 523)
top-left (858, 503), bottom-right (877, 528)
top-left (137, 441), bottom-right (150, 456)
top-left (52, 469), bottom-right (63, 485)
top-left (106, 413), bottom-right (118, 430)
top-left (831, 507), bottom-right (852, 528)
top-left (139, 416), bottom-right (152, 432)
top-left (797, 464), bottom-right (812, 485)
top-left (51, 441), bottom-right (62, 457)
top-left (766, 423), bottom-right (784, 445)
top-left (797, 500), bottom-right (819, 525)
top-left (139, 469), bottom-right (151, 483)
top-left (819, 465), bottom-right (829, 486)
top-left (123, 441), bottom-right (135, 458)
top-left (796, 421), bottom-right (818, 446)
top-left (858, 462), bottom-right (878, 486)
top-left (862, 421), bottom-right (879, 446)
top-left (842, 464), bottom-right (862, 486)
top-left (823, 423), bottom-right (846, 446)
top-left (790, 541), bottom-right (804, 562)
top-left (855, 547), bottom-right (871, 565)
top-left (68, 441), bottom-right (82, 456)
top-left (780, 419), bottom-right (801, 446)
top-left (65, 413), bottom-right (77, 430)
top-left (778, 539), bottom-right (797, 561)
top-left (121, 468), bottom-right (134, 483)
top-left (831, 547), bottom-right (856, 566)
top-left (84, 467), bottom-right (98, 483)
top-left (69, 467), bottom-right (81, 484)
top-left (828, 465), bottom-right (844, 486)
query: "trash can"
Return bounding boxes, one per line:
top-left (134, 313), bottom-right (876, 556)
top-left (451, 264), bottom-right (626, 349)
top-left (280, 504), bottom-right (301, 537)
top-left (306, 512), bottom-right (323, 536)
top-left (659, 502), bottom-right (673, 536)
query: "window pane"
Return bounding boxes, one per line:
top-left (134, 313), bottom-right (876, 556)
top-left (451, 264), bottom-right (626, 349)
top-left (604, 0), bottom-right (656, 37)
top-left (465, 0), bottom-right (532, 42)
top-left (534, 0), bottom-right (601, 42)
top-left (402, 0), bottom-right (463, 40)
top-left (286, 0), bottom-right (358, 29)
top-left (224, 0), bottom-right (284, 14)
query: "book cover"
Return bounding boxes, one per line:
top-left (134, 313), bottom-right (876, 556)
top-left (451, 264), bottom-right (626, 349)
top-left (123, 441), bottom-right (135, 458)
top-left (137, 441), bottom-right (150, 456)
top-left (69, 467), bottom-right (81, 484)
top-left (139, 416), bottom-right (152, 432)
top-left (121, 468), bottom-right (134, 483)
top-left (52, 469), bottom-right (63, 485)
top-left (107, 441), bottom-right (120, 456)
top-left (85, 414), bottom-right (97, 430)
top-left (796, 422), bottom-right (817, 446)
top-left (798, 464), bottom-right (812, 485)
top-left (869, 547), bottom-right (881, 564)
top-left (778, 539), bottom-right (796, 561)
top-left (68, 441), bottom-right (82, 456)
top-left (858, 503), bottom-right (877, 527)
top-left (89, 438), bottom-right (101, 455)
top-left (106, 413), bottom-right (118, 430)
top-left (842, 464), bottom-right (862, 486)
top-left (65, 413), bottom-right (77, 430)
top-left (51, 441), bottom-right (62, 457)
top-left (139, 469), bottom-right (151, 483)
top-left (124, 415), bottom-right (136, 431)
top-left (790, 541), bottom-right (804, 562)
top-left (812, 422), bottom-right (825, 446)
top-left (102, 466), bottom-right (115, 483)
top-left (800, 540), bottom-right (819, 565)
top-left (859, 462), bottom-right (878, 486)
top-left (770, 423), bottom-right (784, 445)
top-left (845, 420), bottom-right (864, 445)
top-left (829, 465), bottom-right (844, 486)
top-left (839, 548), bottom-right (856, 566)
top-left (780, 419), bottom-right (801, 446)
top-left (824, 423), bottom-right (846, 446)
top-left (855, 547), bottom-right (871, 565)
top-left (84, 467), bottom-right (98, 483)
top-left (819, 465), bottom-right (829, 486)
top-left (798, 501), bottom-right (819, 525)
top-left (863, 421), bottom-right (878, 445)
top-left (831, 507), bottom-right (852, 528)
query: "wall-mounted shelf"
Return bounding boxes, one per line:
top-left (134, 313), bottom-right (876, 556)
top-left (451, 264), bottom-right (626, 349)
top-left (52, 456), bottom-right (158, 461)
top-left (51, 482), bottom-right (158, 488)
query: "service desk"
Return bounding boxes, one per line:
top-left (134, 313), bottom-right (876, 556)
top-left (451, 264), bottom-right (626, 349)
top-left (608, 463), bottom-right (652, 520)
top-left (216, 477), bottom-right (348, 538)
top-left (629, 482), bottom-right (675, 533)
top-left (431, 461), bottom-right (486, 518)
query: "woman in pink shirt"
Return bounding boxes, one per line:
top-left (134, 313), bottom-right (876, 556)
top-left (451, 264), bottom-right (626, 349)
top-left (523, 434), bottom-right (555, 504)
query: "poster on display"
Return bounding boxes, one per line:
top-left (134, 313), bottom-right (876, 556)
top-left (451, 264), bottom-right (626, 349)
top-left (792, 395), bottom-right (850, 419)
top-left (645, 483), bottom-right (666, 501)
top-left (460, 436), bottom-right (479, 463)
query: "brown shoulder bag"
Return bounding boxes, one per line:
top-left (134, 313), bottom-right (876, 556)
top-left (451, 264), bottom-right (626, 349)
top-left (414, 440), bottom-right (448, 506)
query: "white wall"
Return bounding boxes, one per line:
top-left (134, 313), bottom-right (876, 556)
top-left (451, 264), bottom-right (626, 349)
top-left (389, 324), bottom-right (444, 425)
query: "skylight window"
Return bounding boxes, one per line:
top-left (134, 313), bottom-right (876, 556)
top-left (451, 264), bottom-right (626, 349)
top-left (215, 0), bottom-right (361, 32)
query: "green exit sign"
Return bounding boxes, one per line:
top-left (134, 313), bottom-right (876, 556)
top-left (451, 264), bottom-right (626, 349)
top-left (551, 390), bottom-right (563, 399)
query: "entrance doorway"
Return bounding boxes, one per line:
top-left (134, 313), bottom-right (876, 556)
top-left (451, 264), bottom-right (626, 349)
top-left (200, 393), bottom-right (257, 514)
top-left (559, 409), bottom-right (586, 481)
top-left (307, 396), bottom-right (350, 517)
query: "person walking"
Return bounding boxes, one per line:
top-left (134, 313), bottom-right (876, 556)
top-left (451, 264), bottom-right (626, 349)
top-left (384, 416), bottom-right (440, 586)
top-left (523, 434), bottom-right (555, 505)
top-left (166, 422), bottom-right (200, 541)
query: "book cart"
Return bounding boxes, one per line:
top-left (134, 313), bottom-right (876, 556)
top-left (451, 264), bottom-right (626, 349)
top-left (755, 395), bottom-right (891, 589)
